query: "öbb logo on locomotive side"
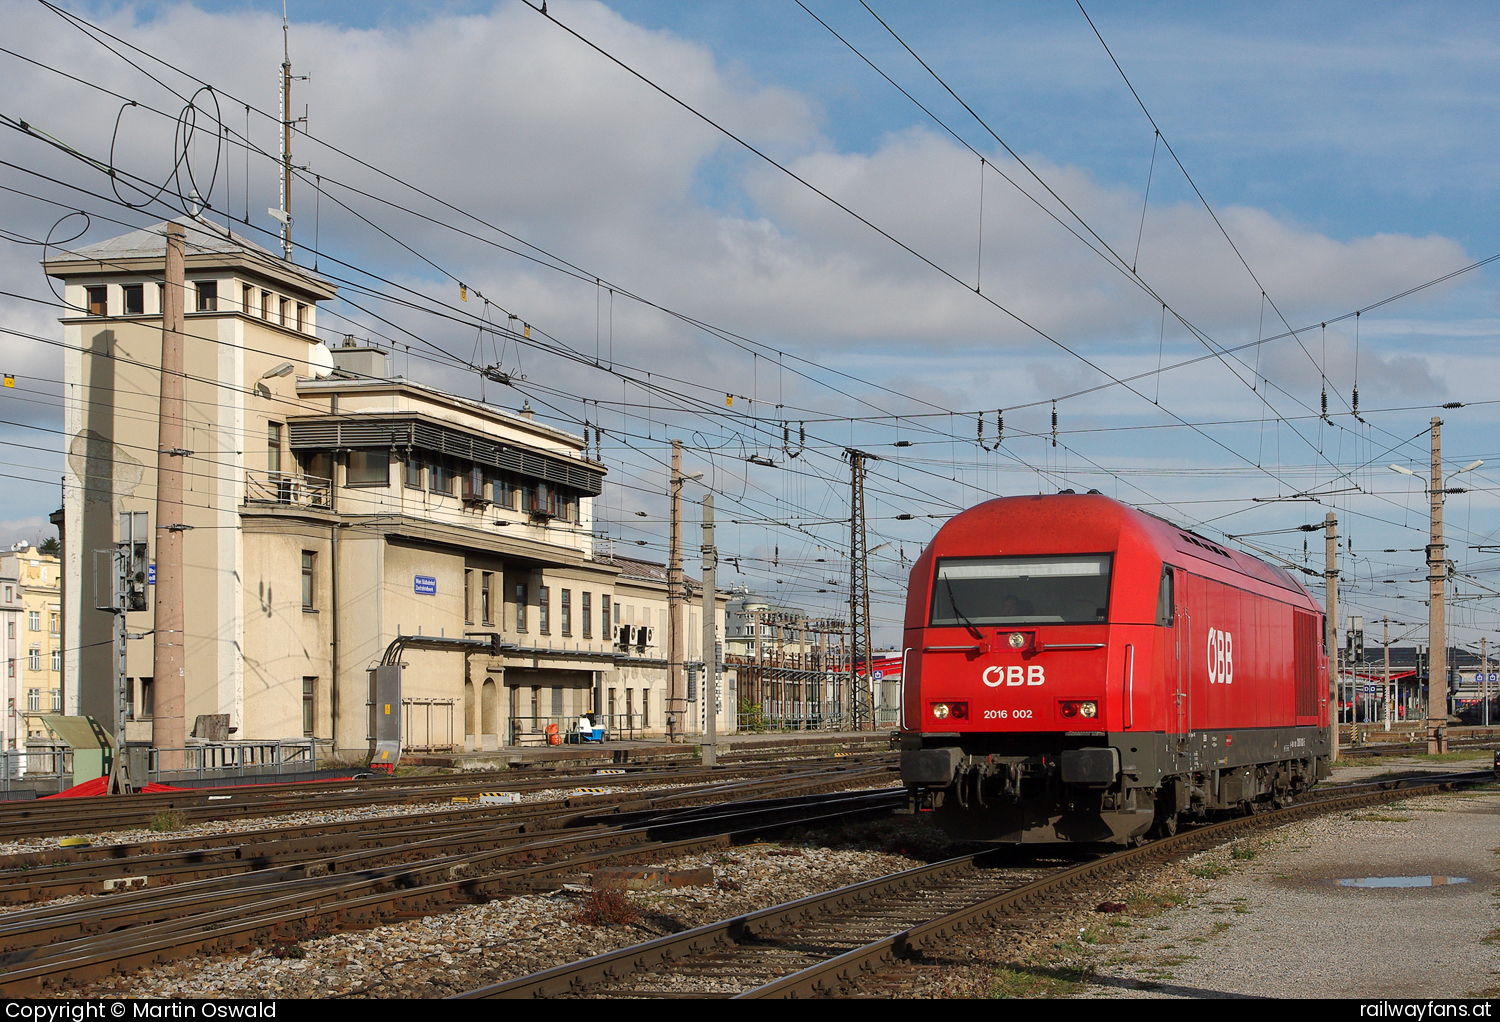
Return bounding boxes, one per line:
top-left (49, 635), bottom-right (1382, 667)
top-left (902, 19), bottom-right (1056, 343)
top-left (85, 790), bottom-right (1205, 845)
top-left (1206, 627), bottom-right (1234, 684)
top-left (981, 665), bottom-right (1046, 688)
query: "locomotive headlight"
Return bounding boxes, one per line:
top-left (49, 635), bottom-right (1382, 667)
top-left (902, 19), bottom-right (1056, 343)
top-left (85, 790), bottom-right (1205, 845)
top-left (1007, 632), bottom-right (1026, 649)
top-left (1079, 701), bottom-right (1098, 718)
top-left (931, 703), bottom-right (951, 720)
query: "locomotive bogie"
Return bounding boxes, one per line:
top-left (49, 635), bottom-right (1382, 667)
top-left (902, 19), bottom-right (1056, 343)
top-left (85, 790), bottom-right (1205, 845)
top-left (899, 494), bottom-right (1331, 844)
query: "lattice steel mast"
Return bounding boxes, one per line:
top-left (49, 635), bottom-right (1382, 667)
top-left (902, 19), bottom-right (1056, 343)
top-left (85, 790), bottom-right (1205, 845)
top-left (846, 449), bottom-right (876, 729)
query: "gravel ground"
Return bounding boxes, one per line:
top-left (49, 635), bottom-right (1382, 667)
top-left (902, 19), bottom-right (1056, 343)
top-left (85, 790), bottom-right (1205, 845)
top-left (0, 781), bottom-right (695, 859)
top-left (893, 756), bottom-right (1500, 999)
top-left (37, 754), bottom-right (1500, 999)
top-left (72, 819), bottom-right (936, 999)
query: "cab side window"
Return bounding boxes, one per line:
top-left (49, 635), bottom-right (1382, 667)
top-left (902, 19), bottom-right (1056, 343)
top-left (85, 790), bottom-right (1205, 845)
top-left (1156, 567), bottom-right (1175, 626)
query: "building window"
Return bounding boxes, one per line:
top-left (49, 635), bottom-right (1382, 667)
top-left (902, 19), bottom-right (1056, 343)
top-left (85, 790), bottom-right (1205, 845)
top-left (50, 649), bottom-right (60, 673)
top-left (6, 659), bottom-right (12, 678)
top-left (50, 688), bottom-right (60, 712)
top-left (279, 297), bottom-right (289, 327)
top-left (461, 465), bottom-right (487, 502)
top-left (3, 585), bottom-right (10, 601)
top-left (539, 586), bottom-right (550, 635)
top-left (49, 613), bottom-right (59, 635)
top-left (301, 551), bottom-right (315, 610)
top-left (487, 471), bottom-right (513, 509)
top-left (403, 454), bottom-right (424, 490)
top-left (86, 285), bottom-right (106, 316)
top-left (429, 457), bottom-right (454, 495)
top-left (124, 284), bottom-right (144, 315)
top-left (561, 589), bottom-right (571, 637)
top-left (515, 582), bottom-right (527, 633)
top-left (195, 281), bottom-right (218, 312)
top-left (140, 677), bottom-right (154, 718)
top-left (267, 423), bottom-right (283, 474)
top-left (642, 688), bottom-right (649, 727)
top-left (582, 592), bottom-right (592, 639)
top-left (303, 677), bottom-right (316, 737)
top-left (299, 450), bottom-right (332, 482)
top-left (296, 303), bottom-right (307, 333)
top-left (345, 450), bottom-right (389, 486)
top-left (482, 572), bottom-right (493, 626)
top-left (551, 686), bottom-right (563, 716)
top-left (28, 612), bottom-right (38, 632)
top-left (27, 689), bottom-right (38, 713)
top-left (464, 569), bottom-right (473, 625)
top-left (261, 292), bottom-right (272, 320)
top-left (242, 284), bottom-right (255, 313)
top-left (28, 648), bottom-right (40, 672)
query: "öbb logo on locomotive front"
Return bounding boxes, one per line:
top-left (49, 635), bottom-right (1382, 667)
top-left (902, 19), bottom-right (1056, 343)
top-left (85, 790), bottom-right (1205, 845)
top-left (981, 665), bottom-right (1046, 687)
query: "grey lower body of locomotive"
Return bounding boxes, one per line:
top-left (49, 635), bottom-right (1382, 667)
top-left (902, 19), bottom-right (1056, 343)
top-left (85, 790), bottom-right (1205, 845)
top-left (901, 726), bottom-right (1331, 843)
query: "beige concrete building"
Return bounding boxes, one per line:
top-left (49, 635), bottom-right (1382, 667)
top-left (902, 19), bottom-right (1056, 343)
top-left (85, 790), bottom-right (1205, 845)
top-left (47, 217), bottom-right (730, 762)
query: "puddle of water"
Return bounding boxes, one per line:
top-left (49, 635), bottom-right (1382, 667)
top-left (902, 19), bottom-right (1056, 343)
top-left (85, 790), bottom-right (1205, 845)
top-left (1335, 876), bottom-right (1472, 888)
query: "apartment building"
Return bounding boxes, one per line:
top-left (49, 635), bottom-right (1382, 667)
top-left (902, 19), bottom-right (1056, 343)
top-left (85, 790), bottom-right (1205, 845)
top-left (0, 545), bottom-right (62, 741)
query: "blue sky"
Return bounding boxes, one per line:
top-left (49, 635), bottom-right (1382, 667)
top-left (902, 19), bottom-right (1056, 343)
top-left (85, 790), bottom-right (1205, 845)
top-left (4, 1), bottom-right (1499, 647)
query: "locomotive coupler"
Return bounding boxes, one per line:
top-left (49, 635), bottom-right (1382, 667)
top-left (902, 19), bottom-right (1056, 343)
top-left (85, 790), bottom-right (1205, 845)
top-left (913, 788), bottom-right (943, 813)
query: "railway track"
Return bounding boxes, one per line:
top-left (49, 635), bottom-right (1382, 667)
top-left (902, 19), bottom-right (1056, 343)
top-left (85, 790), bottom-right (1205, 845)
top-left (0, 751), bottom-right (897, 840)
top-left (0, 762), bottom-right (901, 996)
top-left (457, 768), bottom-right (1497, 999)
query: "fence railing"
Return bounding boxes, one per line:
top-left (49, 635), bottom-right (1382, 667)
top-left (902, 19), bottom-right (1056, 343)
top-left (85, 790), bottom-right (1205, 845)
top-left (0, 745), bottom-right (71, 785)
top-left (245, 470), bottom-right (332, 510)
top-left (737, 705), bottom-right (899, 733)
top-left (403, 698), bottom-right (456, 752)
top-left (146, 738), bottom-right (331, 782)
top-left (506, 714), bottom-right (646, 745)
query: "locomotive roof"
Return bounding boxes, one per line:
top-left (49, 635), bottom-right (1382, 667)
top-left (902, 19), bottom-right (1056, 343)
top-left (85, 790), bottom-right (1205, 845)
top-left (927, 493), bottom-right (1317, 605)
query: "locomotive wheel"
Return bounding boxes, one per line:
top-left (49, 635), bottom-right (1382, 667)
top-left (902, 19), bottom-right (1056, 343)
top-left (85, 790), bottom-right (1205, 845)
top-left (1148, 793), bottom-right (1179, 838)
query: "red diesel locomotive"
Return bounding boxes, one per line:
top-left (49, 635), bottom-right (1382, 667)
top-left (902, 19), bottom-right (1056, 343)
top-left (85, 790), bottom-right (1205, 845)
top-left (899, 493), bottom-right (1330, 843)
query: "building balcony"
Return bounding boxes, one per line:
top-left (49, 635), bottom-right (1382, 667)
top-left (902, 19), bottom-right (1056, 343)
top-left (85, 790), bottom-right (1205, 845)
top-left (244, 470), bottom-right (332, 511)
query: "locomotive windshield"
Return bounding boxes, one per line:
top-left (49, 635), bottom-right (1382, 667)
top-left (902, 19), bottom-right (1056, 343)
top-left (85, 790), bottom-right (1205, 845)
top-left (930, 554), bottom-right (1112, 626)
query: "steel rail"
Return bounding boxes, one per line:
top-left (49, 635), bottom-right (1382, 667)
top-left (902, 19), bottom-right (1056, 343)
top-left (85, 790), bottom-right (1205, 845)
top-left (458, 770), bottom-right (1495, 999)
top-left (0, 763), bottom-right (896, 901)
top-left (0, 780), bottom-right (904, 995)
top-left (735, 770), bottom-right (1498, 998)
top-left (0, 750), bottom-right (888, 834)
top-left (0, 782), bottom-right (898, 956)
top-left (0, 752), bottom-right (897, 839)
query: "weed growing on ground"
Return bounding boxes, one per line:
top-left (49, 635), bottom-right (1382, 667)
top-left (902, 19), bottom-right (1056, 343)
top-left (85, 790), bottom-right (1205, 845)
top-left (268, 941), bottom-right (305, 960)
top-left (149, 810), bottom-right (187, 832)
top-left (1230, 844), bottom-right (1258, 860)
top-left (1078, 925), bottom-right (1120, 946)
top-left (986, 963), bottom-right (1089, 998)
top-left (1189, 863), bottom-right (1230, 879)
top-left (575, 884), bottom-right (640, 927)
top-left (1126, 891), bottom-right (1185, 916)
